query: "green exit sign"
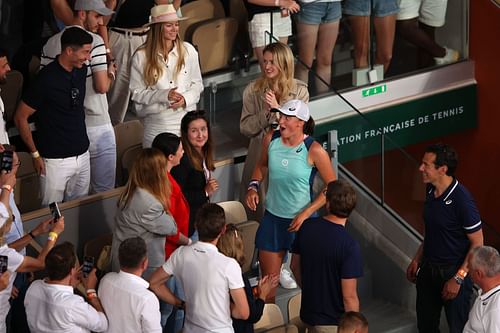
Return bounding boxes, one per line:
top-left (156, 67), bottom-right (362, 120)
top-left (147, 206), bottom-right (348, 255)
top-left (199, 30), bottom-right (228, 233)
top-left (362, 84), bottom-right (387, 97)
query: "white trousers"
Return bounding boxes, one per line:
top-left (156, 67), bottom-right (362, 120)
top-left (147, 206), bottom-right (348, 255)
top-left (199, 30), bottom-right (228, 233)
top-left (40, 151), bottom-right (91, 206)
top-left (107, 30), bottom-right (147, 125)
top-left (87, 124), bottom-right (117, 193)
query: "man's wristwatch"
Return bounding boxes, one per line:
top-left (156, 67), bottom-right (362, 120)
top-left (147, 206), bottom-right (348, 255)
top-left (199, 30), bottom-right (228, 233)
top-left (454, 275), bottom-right (464, 285)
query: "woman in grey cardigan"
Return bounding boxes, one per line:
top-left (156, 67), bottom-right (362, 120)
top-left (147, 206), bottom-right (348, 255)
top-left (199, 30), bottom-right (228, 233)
top-left (111, 148), bottom-right (177, 279)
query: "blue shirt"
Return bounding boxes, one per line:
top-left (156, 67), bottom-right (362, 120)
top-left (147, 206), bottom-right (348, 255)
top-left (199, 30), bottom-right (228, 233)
top-left (423, 179), bottom-right (482, 265)
top-left (291, 217), bottom-right (363, 326)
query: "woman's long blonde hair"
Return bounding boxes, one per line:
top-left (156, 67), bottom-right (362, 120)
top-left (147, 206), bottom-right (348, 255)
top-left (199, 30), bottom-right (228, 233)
top-left (118, 148), bottom-right (171, 211)
top-left (253, 42), bottom-right (296, 104)
top-left (217, 223), bottom-right (245, 267)
top-left (141, 22), bottom-right (187, 87)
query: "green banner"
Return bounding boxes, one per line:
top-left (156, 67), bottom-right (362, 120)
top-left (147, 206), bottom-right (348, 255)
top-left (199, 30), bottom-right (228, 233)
top-left (315, 85), bottom-right (477, 163)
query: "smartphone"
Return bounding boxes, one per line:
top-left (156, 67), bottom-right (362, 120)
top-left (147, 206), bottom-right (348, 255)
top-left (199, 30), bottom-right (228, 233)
top-left (0, 150), bottom-right (13, 172)
top-left (82, 256), bottom-right (94, 277)
top-left (0, 255), bottom-right (8, 273)
top-left (49, 202), bottom-right (61, 222)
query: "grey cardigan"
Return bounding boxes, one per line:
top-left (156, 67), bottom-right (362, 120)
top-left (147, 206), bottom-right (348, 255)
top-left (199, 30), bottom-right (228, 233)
top-left (111, 188), bottom-right (177, 272)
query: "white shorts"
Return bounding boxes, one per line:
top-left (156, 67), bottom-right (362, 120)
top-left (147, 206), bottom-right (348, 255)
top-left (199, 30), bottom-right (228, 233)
top-left (248, 12), bottom-right (292, 48)
top-left (397, 0), bottom-right (448, 27)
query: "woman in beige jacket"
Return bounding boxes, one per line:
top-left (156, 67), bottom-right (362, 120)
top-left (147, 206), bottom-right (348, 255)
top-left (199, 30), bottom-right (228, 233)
top-left (240, 42), bottom-right (309, 223)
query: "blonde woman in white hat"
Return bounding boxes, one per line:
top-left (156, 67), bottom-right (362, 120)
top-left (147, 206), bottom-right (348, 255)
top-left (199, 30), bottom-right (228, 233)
top-left (129, 4), bottom-right (203, 148)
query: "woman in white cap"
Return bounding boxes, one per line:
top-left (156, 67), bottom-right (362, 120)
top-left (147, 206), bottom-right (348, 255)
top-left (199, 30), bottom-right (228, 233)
top-left (246, 99), bottom-right (336, 302)
top-left (129, 4), bottom-right (203, 148)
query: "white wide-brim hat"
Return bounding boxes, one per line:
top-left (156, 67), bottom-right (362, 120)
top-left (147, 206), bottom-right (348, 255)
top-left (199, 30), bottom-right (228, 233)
top-left (144, 4), bottom-right (188, 27)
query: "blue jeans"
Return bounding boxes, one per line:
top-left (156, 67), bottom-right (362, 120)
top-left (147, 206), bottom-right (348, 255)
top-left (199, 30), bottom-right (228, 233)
top-left (416, 260), bottom-right (472, 333)
top-left (160, 276), bottom-right (185, 333)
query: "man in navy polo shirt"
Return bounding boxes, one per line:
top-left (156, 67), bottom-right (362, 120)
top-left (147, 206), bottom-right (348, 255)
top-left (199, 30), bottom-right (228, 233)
top-left (15, 27), bottom-right (92, 207)
top-left (291, 179), bottom-right (363, 332)
top-left (406, 143), bottom-right (483, 333)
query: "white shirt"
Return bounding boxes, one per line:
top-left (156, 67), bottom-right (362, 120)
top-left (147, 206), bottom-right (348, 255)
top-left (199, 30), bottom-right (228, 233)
top-left (24, 280), bottom-right (108, 333)
top-left (98, 271), bottom-right (161, 333)
top-left (41, 25), bottom-right (111, 127)
top-left (0, 243), bottom-right (24, 333)
top-left (129, 42), bottom-right (203, 145)
top-left (0, 94), bottom-right (9, 144)
top-left (463, 284), bottom-right (500, 333)
top-left (163, 241), bottom-right (244, 333)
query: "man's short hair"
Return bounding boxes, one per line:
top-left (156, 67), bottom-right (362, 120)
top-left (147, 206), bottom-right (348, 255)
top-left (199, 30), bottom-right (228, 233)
top-left (326, 180), bottom-right (357, 218)
top-left (338, 311), bottom-right (368, 333)
top-left (0, 48), bottom-right (8, 59)
top-left (61, 26), bottom-right (93, 50)
top-left (45, 242), bottom-right (77, 281)
top-left (425, 143), bottom-right (458, 176)
top-left (470, 246), bottom-right (500, 277)
top-left (195, 203), bottom-right (226, 242)
top-left (119, 236), bottom-right (147, 269)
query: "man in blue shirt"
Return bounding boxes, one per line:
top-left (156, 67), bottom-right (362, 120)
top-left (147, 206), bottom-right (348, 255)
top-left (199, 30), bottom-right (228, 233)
top-left (291, 179), bottom-right (363, 332)
top-left (406, 143), bottom-right (483, 333)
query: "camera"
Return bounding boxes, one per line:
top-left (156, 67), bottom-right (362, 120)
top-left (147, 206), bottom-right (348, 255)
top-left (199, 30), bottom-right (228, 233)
top-left (0, 150), bottom-right (13, 172)
top-left (82, 256), bottom-right (94, 277)
top-left (49, 202), bottom-right (61, 221)
top-left (0, 255), bottom-right (8, 273)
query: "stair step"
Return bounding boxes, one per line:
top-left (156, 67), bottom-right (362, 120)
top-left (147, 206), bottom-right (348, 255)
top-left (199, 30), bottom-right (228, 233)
top-left (362, 298), bottom-right (417, 333)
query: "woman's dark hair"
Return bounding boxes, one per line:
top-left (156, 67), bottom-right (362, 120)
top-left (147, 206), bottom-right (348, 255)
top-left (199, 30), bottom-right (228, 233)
top-left (152, 132), bottom-right (181, 157)
top-left (303, 116), bottom-right (315, 136)
top-left (180, 110), bottom-right (215, 171)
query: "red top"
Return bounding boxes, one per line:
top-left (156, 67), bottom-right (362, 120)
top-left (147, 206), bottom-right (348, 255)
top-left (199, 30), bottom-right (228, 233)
top-left (165, 173), bottom-right (190, 258)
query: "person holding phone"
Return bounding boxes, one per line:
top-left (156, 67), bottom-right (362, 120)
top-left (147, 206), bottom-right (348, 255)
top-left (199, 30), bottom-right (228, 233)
top-left (171, 111), bottom-right (218, 239)
top-left (0, 168), bottom-right (65, 332)
top-left (129, 4), bottom-right (203, 147)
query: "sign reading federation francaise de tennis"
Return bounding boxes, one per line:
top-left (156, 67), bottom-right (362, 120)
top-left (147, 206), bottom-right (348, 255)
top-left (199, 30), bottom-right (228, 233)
top-left (314, 85), bottom-right (477, 163)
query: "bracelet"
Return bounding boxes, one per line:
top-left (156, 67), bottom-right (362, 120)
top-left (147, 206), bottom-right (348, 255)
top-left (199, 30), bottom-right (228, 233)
top-left (454, 275), bottom-right (464, 285)
top-left (108, 71), bottom-right (116, 81)
top-left (457, 269), bottom-right (467, 279)
top-left (28, 231), bottom-right (35, 239)
top-left (86, 288), bottom-right (96, 294)
top-left (48, 232), bottom-right (58, 242)
top-left (87, 291), bottom-right (98, 299)
top-left (31, 150), bottom-right (40, 159)
top-left (247, 179), bottom-right (260, 192)
top-left (188, 238), bottom-right (193, 245)
top-left (2, 185), bottom-right (12, 192)
top-left (105, 48), bottom-right (111, 54)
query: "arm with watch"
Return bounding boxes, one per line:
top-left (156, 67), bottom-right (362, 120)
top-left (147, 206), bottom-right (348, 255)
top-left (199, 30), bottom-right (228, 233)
top-left (441, 229), bottom-right (483, 300)
top-left (14, 101), bottom-right (45, 175)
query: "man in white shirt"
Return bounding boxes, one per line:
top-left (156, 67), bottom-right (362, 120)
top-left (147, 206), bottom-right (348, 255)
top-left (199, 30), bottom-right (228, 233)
top-left (24, 242), bottom-right (108, 333)
top-left (40, 0), bottom-right (117, 193)
top-left (99, 236), bottom-right (162, 333)
top-left (150, 203), bottom-right (249, 333)
top-left (463, 246), bottom-right (500, 333)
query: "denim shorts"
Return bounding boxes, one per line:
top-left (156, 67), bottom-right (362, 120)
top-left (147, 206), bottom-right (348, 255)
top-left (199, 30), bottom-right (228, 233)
top-left (343, 0), bottom-right (399, 17)
top-left (255, 210), bottom-right (296, 252)
top-left (295, 1), bottom-right (342, 25)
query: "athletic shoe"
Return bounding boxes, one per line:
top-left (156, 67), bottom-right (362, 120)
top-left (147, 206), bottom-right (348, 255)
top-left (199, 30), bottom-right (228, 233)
top-left (434, 47), bottom-right (460, 65)
top-left (280, 268), bottom-right (298, 289)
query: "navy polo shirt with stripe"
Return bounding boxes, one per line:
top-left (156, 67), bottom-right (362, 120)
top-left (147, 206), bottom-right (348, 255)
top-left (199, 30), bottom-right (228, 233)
top-left (423, 179), bottom-right (482, 265)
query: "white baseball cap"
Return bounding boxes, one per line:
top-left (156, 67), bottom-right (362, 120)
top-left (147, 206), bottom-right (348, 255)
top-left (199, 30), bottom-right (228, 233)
top-left (271, 99), bottom-right (310, 121)
top-left (74, 0), bottom-right (114, 16)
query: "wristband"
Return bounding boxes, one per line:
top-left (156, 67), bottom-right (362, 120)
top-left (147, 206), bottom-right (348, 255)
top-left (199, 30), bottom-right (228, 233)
top-left (247, 179), bottom-right (260, 192)
top-left (31, 150), bottom-right (40, 159)
top-left (86, 288), bottom-right (96, 294)
top-left (274, 0), bottom-right (279, 6)
top-left (105, 48), bottom-right (111, 54)
top-left (28, 231), bottom-right (36, 239)
top-left (108, 71), bottom-right (116, 81)
top-left (457, 269), bottom-right (467, 279)
top-left (87, 291), bottom-right (98, 299)
top-left (48, 232), bottom-right (58, 242)
top-left (2, 185), bottom-right (12, 192)
top-left (188, 238), bottom-right (193, 245)
top-left (454, 275), bottom-right (464, 285)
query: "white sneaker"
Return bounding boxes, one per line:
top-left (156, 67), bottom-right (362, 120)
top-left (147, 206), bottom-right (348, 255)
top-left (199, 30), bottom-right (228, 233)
top-left (434, 47), bottom-right (459, 65)
top-left (280, 268), bottom-right (298, 289)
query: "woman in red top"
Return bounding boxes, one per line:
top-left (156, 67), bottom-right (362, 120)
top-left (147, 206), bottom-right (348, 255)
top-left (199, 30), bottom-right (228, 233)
top-left (152, 132), bottom-right (191, 258)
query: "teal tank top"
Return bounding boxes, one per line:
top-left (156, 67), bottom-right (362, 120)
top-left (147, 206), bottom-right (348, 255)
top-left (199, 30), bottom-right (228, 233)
top-left (265, 132), bottom-right (317, 218)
